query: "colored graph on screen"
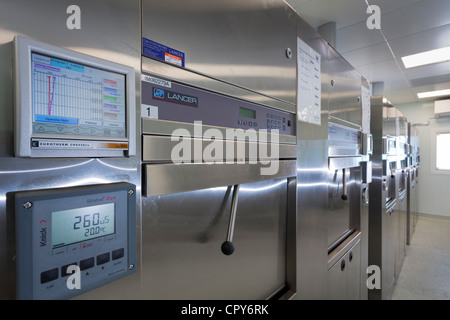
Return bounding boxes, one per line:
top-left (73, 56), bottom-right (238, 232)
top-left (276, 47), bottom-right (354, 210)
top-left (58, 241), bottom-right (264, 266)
top-left (33, 71), bottom-right (103, 120)
top-left (31, 52), bottom-right (126, 138)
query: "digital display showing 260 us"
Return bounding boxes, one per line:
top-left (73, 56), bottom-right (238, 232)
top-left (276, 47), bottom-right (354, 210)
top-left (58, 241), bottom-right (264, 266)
top-left (51, 203), bottom-right (115, 248)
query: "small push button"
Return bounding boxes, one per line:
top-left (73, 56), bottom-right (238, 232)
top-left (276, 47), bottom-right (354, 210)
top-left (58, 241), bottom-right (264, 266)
top-left (61, 262), bottom-right (77, 277)
top-left (80, 257), bottom-right (95, 271)
top-left (41, 268), bottom-right (58, 284)
top-left (112, 248), bottom-right (124, 260)
top-left (96, 252), bottom-right (110, 265)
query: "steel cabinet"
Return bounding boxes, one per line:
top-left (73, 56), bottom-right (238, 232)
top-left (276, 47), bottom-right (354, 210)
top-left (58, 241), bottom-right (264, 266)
top-left (327, 240), bottom-right (361, 300)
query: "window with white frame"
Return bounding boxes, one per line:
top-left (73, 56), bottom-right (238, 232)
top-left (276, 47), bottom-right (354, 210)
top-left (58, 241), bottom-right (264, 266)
top-left (436, 132), bottom-right (450, 171)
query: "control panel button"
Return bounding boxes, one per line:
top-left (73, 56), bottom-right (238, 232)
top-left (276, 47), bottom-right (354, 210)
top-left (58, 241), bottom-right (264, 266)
top-left (61, 262), bottom-right (78, 277)
top-left (112, 248), bottom-right (125, 260)
top-left (41, 268), bottom-right (58, 284)
top-left (80, 257), bottom-right (95, 271)
top-left (97, 252), bottom-right (110, 265)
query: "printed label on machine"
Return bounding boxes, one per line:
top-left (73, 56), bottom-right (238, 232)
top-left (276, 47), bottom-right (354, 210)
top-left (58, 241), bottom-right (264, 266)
top-left (142, 38), bottom-right (185, 68)
top-left (141, 74), bottom-right (172, 88)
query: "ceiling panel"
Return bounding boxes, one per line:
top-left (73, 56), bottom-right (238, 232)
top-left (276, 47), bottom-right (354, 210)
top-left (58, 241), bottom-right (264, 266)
top-left (354, 59), bottom-right (405, 83)
top-left (286, 0), bottom-right (450, 106)
top-left (339, 42), bottom-right (392, 67)
top-left (378, 0), bottom-right (450, 41)
top-left (336, 20), bottom-right (385, 53)
top-left (368, 0), bottom-right (422, 14)
top-left (388, 23), bottom-right (450, 63)
top-left (384, 87), bottom-right (417, 104)
top-left (405, 62), bottom-right (450, 82)
top-left (410, 74), bottom-right (450, 88)
top-left (288, 0), bottom-right (368, 29)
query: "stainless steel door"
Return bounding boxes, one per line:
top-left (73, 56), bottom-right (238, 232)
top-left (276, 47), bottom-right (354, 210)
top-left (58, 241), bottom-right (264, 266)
top-left (327, 238), bottom-right (361, 300)
top-left (141, 177), bottom-right (291, 299)
top-left (327, 165), bottom-right (361, 251)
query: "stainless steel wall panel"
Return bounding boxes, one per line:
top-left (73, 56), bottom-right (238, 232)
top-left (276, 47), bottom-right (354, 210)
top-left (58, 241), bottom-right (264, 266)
top-left (0, 0), bottom-right (141, 299)
top-left (295, 16), bottom-right (330, 300)
top-left (368, 96), bottom-right (405, 300)
top-left (141, 0), bottom-right (297, 105)
top-left (327, 47), bottom-right (363, 128)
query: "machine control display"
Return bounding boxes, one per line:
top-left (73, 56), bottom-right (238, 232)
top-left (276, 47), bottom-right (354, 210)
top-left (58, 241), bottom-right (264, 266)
top-left (239, 107), bottom-right (256, 119)
top-left (14, 35), bottom-right (136, 157)
top-left (31, 52), bottom-right (127, 138)
top-left (11, 182), bottom-right (136, 300)
top-left (52, 203), bottom-right (115, 248)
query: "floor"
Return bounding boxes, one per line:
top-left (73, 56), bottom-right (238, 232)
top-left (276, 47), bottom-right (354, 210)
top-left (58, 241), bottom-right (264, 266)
top-left (391, 214), bottom-right (450, 300)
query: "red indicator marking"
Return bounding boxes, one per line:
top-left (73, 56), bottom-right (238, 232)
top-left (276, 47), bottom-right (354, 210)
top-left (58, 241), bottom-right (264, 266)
top-left (82, 245), bottom-right (86, 248)
top-left (40, 219), bottom-right (46, 224)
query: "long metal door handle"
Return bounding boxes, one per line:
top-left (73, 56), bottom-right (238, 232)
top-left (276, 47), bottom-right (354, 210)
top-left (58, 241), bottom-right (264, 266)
top-left (221, 184), bottom-right (240, 255)
top-left (341, 168), bottom-right (348, 200)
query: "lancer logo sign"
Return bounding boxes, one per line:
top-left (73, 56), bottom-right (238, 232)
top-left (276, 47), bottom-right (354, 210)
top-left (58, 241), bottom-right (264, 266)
top-left (153, 87), bottom-right (198, 107)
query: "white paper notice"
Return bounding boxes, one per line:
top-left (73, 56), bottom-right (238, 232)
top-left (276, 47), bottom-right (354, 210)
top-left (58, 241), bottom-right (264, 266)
top-left (297, 37), bottom-right (321, 126)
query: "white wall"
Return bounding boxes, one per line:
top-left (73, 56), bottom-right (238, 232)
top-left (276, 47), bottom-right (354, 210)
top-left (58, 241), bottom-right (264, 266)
top-left (396, 101), bottom-right (450, 218)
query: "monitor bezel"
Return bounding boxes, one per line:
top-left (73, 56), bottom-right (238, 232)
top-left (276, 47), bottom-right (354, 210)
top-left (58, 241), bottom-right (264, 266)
top-left (14, 35), bottom-right (136, 157)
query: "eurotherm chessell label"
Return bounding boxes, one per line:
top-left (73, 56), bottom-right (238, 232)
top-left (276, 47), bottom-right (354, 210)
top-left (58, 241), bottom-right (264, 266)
top-left (142, 38), bottom-right (185, 68)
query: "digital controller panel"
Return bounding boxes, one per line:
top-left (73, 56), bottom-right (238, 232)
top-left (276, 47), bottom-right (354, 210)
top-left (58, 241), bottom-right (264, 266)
top-left (30, 52), bottom-right (127, 139)
top-left (141, 74), bottom-right (296, 136)
top-left (14, 36), bottom-right (136, 157)
top-left (11, 183), bottom-right (136, 300)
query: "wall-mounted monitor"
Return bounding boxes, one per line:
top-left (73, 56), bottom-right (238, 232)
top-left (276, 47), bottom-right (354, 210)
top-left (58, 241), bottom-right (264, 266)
top-left (14, 35), bottom-right (136, 157)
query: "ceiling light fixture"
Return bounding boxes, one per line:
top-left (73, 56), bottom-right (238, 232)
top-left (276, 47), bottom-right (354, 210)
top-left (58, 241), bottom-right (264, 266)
top-left (417, 89), bottom-right (450, 99)
top-left (401, 46), bottom-right (450, 69)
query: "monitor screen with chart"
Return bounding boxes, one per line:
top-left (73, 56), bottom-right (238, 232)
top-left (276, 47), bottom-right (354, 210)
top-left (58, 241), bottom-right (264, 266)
top-left (14, 35), bottom-right (136, 157)
top-left (31, 52), bottom-right (127, 138)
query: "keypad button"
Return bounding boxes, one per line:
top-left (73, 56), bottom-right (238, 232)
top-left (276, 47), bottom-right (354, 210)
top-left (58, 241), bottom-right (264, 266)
top-left (41, 268), bottom-right (58, 284)
top-left (97, 252), bottom-right (110, 265)
top-left (112, 248), bottom-right (125, 261)
top-left (61, 262), bottom-right (78, 277)
top-left (80, 257), bottom-right (95, 271)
